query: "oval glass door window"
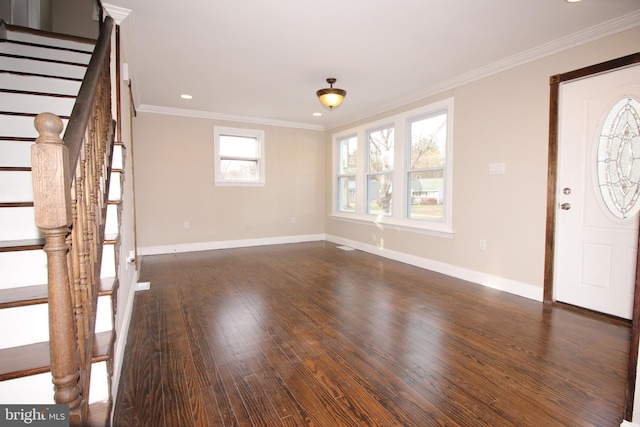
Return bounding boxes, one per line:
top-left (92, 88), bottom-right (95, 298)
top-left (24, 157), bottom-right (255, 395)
top-left (597, 97), bottom-right (640, 219)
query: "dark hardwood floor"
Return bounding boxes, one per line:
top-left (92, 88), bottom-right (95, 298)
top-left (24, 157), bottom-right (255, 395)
top-left (112, 241), bottom-right (630, 426)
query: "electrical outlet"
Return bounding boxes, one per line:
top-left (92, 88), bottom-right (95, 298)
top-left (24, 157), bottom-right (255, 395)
top-left (184, 221), bottom-right (190, 230)
top-left (479, 239), bottom-right (487, 251)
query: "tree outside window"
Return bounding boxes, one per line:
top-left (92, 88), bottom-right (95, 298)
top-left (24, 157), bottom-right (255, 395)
top-left (367, 126), bottom-right (394, 215)
top-left (408, 112), bottom-right (447, 220)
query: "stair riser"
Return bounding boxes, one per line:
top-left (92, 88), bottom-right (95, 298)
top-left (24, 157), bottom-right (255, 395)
top-left (0, 115), bottom-right (68, 138)
top-left (0, 141), bottom-right (33, 168)
top-left (112, 145), bottom-right (123, 170)
top-left (0, 42), bottom-right (91, 64)
top-left (0, 243), bottom-right (117, 292)
top-left (109, 172), bottom-right (122, 201)
top-left (0, 73), bottom-right (81, 97)
top-left (0, 361), bottom-right (109, 404)
top-left (5, 32), bottom-right (94, 54)
top-left (0, 295), bottom-right (113, 349)
top-left (0, 206), bottom-right (40, 239)
top-left (102, 244), bottom-right (116, 278)
top-left (0, 170), bottom-right (32, 202)
top-left (0, 92), bottom-right (75, 117)
top-left (0, 250), bottom-right (48, 289)
top-left (1, 56), bottom-right (87, 79)
top-left (0, 372), bottom-right (55, 404)
top-left (106, 204), bottom-right (119, 235)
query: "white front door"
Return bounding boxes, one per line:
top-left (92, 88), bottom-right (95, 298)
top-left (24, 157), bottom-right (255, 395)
top-left (555, 64), bottom-right (640, 320)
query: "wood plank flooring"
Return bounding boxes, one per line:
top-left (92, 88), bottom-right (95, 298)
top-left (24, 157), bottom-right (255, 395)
top-left (112, 241), bottom-right (630, 426)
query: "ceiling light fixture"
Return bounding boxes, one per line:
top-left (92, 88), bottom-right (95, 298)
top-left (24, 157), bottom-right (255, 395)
top-left (180, 94), bottom-right (193, 99)
top-left (316, 78), bottom-right (346, 110)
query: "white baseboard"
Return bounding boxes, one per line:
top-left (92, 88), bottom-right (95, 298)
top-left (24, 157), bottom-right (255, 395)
top-left (621, 421), bottom-right (640, 427)
top-left (325, 234), bottom-right (544, 302)
top-left (138, 234), bottom-right (326, 256)
top-left (139, 234), bottom-right (543, 303)
top-left (109, 268), bottom-right (139, 421)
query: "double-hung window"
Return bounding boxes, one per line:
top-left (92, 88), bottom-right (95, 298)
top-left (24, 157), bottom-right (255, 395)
top-left (407, 112), bottom-right (447, 221)
top-left (337, 135), bottom-right (358, 212)
top-left (214, 126), bottom-right (265, 186)
top-left (367, 126), bottom-right (394, 215)
top-left (331, 98), bottom-right (454, 236)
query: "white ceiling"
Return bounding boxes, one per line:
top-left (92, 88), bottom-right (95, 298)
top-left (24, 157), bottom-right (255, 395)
top-left (104, 0), bottom-right (640, 130)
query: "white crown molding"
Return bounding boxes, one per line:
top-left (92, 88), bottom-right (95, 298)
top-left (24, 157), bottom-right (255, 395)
top-left (137, 104), bottom-right (325, 131)
top-left (327, 10), bottom-right (640, 130)
top-left (123, 9), bottom-right (640, 133)
top-left (102, 3), bottom-right (132, 25)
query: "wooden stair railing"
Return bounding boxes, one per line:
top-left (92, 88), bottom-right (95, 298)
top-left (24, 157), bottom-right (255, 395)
top-left (30, 16), bottom-right (115, 426)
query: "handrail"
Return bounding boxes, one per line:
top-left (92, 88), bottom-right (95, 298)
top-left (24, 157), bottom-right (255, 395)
top-left (65, 16), bottom-right (114, 174)
top-left (31, 15), bottom-right (116, 426)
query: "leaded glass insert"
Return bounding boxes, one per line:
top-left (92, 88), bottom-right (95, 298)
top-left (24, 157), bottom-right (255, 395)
top-left (597, 97), bottom-right (640, 219)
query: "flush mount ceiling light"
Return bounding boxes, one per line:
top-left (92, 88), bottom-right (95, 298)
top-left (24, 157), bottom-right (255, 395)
top-left (316, 78), bottom-right (347, 110)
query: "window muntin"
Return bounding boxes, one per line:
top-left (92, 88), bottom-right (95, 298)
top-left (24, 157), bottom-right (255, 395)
top-left (367, 126), bottom-right (394, 215)
top-left (331, 98), bottom-right (454, 236)
top-left (408, 112), bottom-right (447, 221)
top-left (214, 126), bottom-right (265, 186)
top-left (338, 136), bottom-right (358, 212)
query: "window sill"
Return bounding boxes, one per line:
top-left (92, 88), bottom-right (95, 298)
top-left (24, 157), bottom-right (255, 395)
top-left (329, 213), bottom-right (455, 239)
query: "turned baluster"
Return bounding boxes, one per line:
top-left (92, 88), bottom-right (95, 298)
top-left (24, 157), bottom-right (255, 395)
top-left (31, 113), bottom-right (83, 423)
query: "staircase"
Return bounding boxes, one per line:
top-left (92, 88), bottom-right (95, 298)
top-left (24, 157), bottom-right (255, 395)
top-left (0, 18), bottom-right (121, 424)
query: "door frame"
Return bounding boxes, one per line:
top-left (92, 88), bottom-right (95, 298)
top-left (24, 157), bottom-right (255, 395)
top-left (543, 51), bottom-right (640, 420)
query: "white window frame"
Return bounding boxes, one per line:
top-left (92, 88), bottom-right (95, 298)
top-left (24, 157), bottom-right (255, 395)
top-left (331, 98), bottom-right (454, 238)
top-left (337, 134), bottom-right (358, 213)
top-left (214, 126), bottom-right (265, 186)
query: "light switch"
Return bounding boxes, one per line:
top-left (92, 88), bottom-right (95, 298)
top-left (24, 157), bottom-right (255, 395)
top-left (489, 162), bottom-right (506, 175)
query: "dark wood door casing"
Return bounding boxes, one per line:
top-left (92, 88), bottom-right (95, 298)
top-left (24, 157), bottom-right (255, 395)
top-left (543, 52), bottom-right (640, 421)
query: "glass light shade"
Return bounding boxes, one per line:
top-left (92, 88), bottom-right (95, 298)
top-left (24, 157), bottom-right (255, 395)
top-left (318, 91), bottom-right (345, 109)
top-left (316, 78), bottom-right (347, 110)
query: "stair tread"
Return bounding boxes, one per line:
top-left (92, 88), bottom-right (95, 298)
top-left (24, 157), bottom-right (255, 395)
top-left (0, 88), bottom-right (76, 99)
top-left (0, 284), bottom-right (47, 307)
top-left (0, 52), bottom-right (88, 68)
top-left (0, 136), bottom-right (36, 142)
top-left (0, 331), bottom-right (112, 381)
top-left (0, 69), bottom-right (83, 82)
top-left (4, 22), bottom-right (96, 51)
top-left (1, 39), bottom-right (93, 56)
top-left (0, 166), bottom-right (31, 172)
top-left (0, 110), bottom-right (71, 120)
top-left (0, 202), bottom-right (33, 208)
top-left (0, 238), bottom-right (45, 252)
top-left (0, 278), bottom-right (115, 309)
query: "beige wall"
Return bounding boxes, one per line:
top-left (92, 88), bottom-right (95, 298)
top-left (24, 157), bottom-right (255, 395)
top-left (133, 114), bottom-right (326, 248)
top-left (325, 27), bottom-right (640, 291)
top-left (52, 0), bottom-right (98, 39)
top-left (131, 27), bottom-right (638, 290)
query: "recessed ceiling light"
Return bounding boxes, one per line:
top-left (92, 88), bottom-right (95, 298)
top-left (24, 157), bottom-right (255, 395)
top-left (564, 0), bottom-right (582, 3)
top-left (180, 94), bottom-right (193, 100)
top-left (313, 112), bottom-right (322, 117)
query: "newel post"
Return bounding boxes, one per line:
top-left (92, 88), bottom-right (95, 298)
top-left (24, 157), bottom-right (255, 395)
top-left (31, 113), bottom-right (82, 416)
